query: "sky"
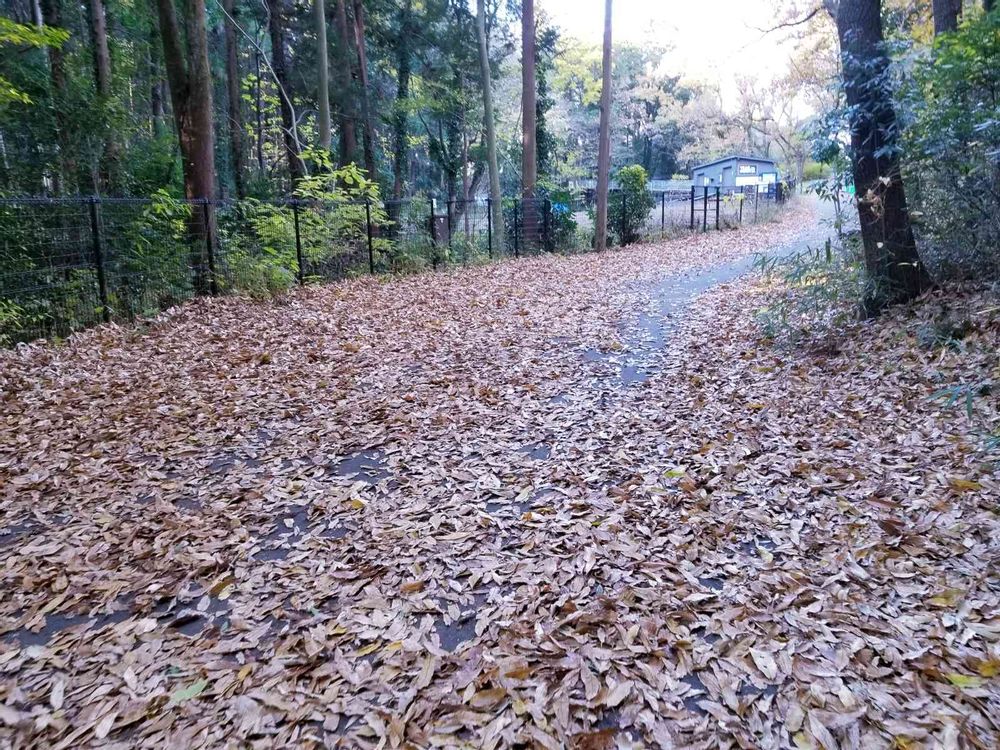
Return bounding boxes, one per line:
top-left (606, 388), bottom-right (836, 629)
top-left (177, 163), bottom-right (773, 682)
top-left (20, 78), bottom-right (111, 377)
top-left (540, 0), bottom-right (806, 109)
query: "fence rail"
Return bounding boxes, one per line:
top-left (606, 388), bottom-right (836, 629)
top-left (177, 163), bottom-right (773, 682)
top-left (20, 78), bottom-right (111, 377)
top-left (0, 188), bottom-right (784, 344)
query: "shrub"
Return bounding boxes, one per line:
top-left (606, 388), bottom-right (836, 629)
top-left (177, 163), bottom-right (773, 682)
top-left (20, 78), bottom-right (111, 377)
top-left (754, 234), bottom-right (871, 348)
top-left (608, 165), bottom-right (655, 246)
top-left (545, 187), bottom-right (579, 250)
top-left (896, 11), bottom-right (1000, 280)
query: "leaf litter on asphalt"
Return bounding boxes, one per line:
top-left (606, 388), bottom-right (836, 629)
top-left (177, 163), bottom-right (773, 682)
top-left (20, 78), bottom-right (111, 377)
top-left (1, 199), bottom-right (998, 748)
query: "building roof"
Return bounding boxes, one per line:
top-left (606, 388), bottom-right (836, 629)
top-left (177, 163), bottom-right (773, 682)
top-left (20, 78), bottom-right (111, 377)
top-left (692, 154), bottom-right (777, 171)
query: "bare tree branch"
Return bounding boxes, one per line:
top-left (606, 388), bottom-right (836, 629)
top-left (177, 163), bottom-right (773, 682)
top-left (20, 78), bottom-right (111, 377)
top-left (752, 5), bottom-right (823, 34)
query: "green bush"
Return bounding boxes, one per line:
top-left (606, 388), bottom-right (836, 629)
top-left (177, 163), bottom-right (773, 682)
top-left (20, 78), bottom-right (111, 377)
top-left (897, 11), bottom-right (1000, 280)
top-left (608, 165), bottom-right (655, 246)
top-left (545, 187), bottom-right (579, 250)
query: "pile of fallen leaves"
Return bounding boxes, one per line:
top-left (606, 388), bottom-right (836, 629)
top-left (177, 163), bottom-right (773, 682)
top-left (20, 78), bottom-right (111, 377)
top-left (1, 199), bottom-right (997, 748)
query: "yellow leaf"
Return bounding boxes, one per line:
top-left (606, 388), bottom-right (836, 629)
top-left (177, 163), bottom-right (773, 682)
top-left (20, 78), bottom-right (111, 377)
top-left (504, 666), bottom-right (532, 680)
top-left (975, 657), bottom-right (1000, 678)
top-left (383, 640), bottom-right (404, 653)
top-left (400, 580), bottom-right (424, 594)
top-left (349, 499), bottom-right (365, 510)
top-left (469, 688), bottom-right (507, 709)
top-left (209, 573), bottom-right (236, 597)
top-left (948, 478), bottom-right (982, 492)
top-left (355, 642), bottom-right (380, 656)
top-left (927, 588), bottom-right (963, 607)
top-left (945, 673), bottom-right (982, 689)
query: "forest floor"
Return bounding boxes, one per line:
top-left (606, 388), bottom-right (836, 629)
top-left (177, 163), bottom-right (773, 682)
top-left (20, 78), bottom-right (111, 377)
top-left (1, 198), bottom-right (998, 749)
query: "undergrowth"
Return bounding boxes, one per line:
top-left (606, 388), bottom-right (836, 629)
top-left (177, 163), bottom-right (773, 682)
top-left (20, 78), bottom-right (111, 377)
top-left (753, 233), bottom-right (869, 350)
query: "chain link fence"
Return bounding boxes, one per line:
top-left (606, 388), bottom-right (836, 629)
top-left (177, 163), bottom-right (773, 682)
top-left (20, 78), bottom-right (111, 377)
top-left (0, 187), bottom-right (786, 344)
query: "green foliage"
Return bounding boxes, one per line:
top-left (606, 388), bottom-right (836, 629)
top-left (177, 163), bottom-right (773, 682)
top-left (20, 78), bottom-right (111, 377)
top-left (0, 297), bottom-right (24, 346)
top-left (0, 17), bottom-right (68, 106)
top-left (896, 11), bottom-right (1000, 279)
top-left (802, 161), bottom-right (831, 181)
top-left (754, 235), bottom-right (871, 348)
top-left (608, 165), bottom-right (655, 246)
top-left (808, 109), bottom-right (855, 237)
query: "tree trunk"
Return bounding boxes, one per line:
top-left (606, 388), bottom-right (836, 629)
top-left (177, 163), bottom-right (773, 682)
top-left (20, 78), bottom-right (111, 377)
top-left (254, 52), bottom-right (265, 173)
top-left (461, 129), bottom-right (470, 237)
top-left (333, 0), bottom-right (358, 166)
top-left (391, 0), bottom-right (411, 198)
top-left (87, 0), bottom-right (112, 96)
top-left (149, 20), bottom-right (165, 137)
top-left (521, 0), bottom-right (536, 199)
top-left (932, 0), bottom-right (960, 34)
top-left (87, 0), bottom-right (118, 190)
top-left (223, 0), bottom-right (246, 197)
top-left (267, 0), bottom-right (304, 183)
top-left (315, 0), bottom-right (332, 151)
top-left (594, 0), bottom-right (613, 251)
top-left (41, 0), bottom-right (72, 194)
top-left (154, 0), bottom-right (217, 292)
top-left (476, 0), bottom-right (503, 252)
top-left (352, 0), bottom-right (376, 178)
top-left (836, 0), bottom-right (931, 313)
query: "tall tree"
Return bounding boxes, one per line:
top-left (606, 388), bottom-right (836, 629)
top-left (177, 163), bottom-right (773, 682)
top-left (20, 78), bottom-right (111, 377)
top-left (153, 0), bottom-right (216, 291)
top-left (594, 0), bottom-right (613, 251)
top-left (87, 0), bottom-right (118, 189)
top-left (40, 0), bottom-right (72, 193)
top-left (476, 0), bottom-right (503, 252)
top-left (333, 0), bottom-right (357, 166)
top-left (351, 0), bottom-right (375, 178)
top-left (87, 0), bottom-right (112, 96)
top-left (835, 0), bottom-right (931, 312)
top-left (222, 0), bottom-right (246, 196)
top-left (521, 0), bottom-right (536, 198)
top-left (932, 0), bottom-right (960, 34)
top-left (391, 0), bottom-right (411, 198)
top-left (315, 0), bottom-right (331, 151)
top-left (148, 19), bottom-right (165, 138)
top-left (267, 0), bottom-right (304, 183)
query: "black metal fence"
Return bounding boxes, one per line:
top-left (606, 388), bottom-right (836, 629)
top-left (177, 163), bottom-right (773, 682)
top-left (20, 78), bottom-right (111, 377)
top-left (0, 188), bottom-right (785, 344)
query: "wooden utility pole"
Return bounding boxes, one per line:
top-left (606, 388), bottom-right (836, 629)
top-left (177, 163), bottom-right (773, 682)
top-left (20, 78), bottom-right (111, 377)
top-left (521, 0), bottom-right (536, 198)
top-left (595, 0), bottom-right (613, 251)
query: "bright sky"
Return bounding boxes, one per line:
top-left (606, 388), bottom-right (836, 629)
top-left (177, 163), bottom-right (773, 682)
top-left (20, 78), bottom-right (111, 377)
top-left (540, 0), bottom-right (803, 110)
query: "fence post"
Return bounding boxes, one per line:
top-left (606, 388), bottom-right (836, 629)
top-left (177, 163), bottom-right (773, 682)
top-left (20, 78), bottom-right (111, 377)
top-left (292, 201), bottom-right (305, 285)
top-left (702, 186), bottom-right (708, 232)
top-left (201, 200), bottom-right (219, 296)
top-left (755, 189), bottom-right (759, 223)
top-left (365, 199), bottom-right (375, 274)
top-left (543, 198), bottom-right (551, 252)
top-left (486, 197), bottom-right (493, 258)
top-left (513, 201), bottom-right (520, 258)
top-left (428, 199), bottom-right (437, 269)
top-left (715, 186), bottom-right (721, 230)
top-left (660, 192), bottom-right (665, 234)
top-left (619, 192), bottom-right (627, 245)
top-left (739, 191), bottom-right (744, 224)
top-left (88, 196), bottom-right (111, 322)
top-left (690, 186), bottom-right (695, 230)
top-left (446, 199), bottom-right (453, 259)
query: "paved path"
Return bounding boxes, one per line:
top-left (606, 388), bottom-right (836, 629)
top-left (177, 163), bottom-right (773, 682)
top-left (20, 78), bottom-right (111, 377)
top-left (590, 194), bottom-right (847, 388)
